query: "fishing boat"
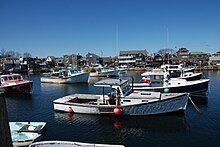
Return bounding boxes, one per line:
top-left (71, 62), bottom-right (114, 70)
top-left (53, 79), bottom-right (188, 115)
top-left (134, 71), bottom-right (209, 96)
top-left (10, 122), bottom-right (47, 147)
top-left (29, 140), bottom-right (125, 147)
top-left (0, 74), bottom-right (33, 94)
top-left (90, 68), bottom-right (121, 77)
top-left (41, 68), bottom-right (90, 84)
top-left (142, 64), bottom-right (202, 81)
top-left (161, 64), bottom-right (201, 80)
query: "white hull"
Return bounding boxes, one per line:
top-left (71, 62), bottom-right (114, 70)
top-left (41, 72), bottom-right (89, 84)
top-left (132, 79), bottom-right (210, 95)
top-left (54, 93), bottom-right (188, 116)
top-left (30, 141), bottom-right (125, 147)
top-left (90, 70), bottom-right (120, 77)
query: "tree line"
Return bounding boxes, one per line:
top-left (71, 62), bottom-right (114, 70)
top-left (0, 48), bottom-right (32, 58)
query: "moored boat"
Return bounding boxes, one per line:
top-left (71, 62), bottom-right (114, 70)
top-left (29, 140), bottom-right (125, 147)
top-left (12, 132), bottom-right (41, 147)
top-left (53, 79), bottom-right (189, 115)
top-left (41, 68), bottom-right (90, 84)
top-left (142, 64), bottom-right (202, 81)
top-left (135, 71), bottom-right (209, 96)
top-left (9, 122), bottom-right (47, 133)
top-left (90, 68), bottom-right (121, 77)
top-left (0, 74), bottom-right (33, 94)
top-left (10, 122), bottom-right (47, 147)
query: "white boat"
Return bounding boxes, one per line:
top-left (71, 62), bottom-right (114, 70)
top-left (53, 79), bottom-right (188, 115)
top-left (12, 132), bottom-right (41, 147)
top-left (10, 122), bottom-right (47, 147)
top-left (116, 66), bottom-right (127, 74)
top-left (9, 122), bottom-right (47, 133)
top-left (135, 71), bottom-right (209, 96)
top-left (41, 68), bottom-right (90, 84)
top-left (90, 68), bottom-right (121, 77)
top-left (142, 64), bottom-right (202, 81)
top-left (0, 73), bottom-right (33, 94)
top-left (29, 141), bottom-right (125, 147)
top-left (161, 64), bottom-right (195, 73)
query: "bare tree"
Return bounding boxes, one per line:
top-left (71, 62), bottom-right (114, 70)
top-left (23, 52), bottom-right (32, 58)
top-left (15, 52), bottom-right (21, 58)
top-left (0, 48), bottom-right (6, 57)
top-left (158, 48), bottom-right (176, 55)
top-left (6, 51), bottom-right (16, 58)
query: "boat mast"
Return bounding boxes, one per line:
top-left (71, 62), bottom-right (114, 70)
top-left (166, 27), bottom-right (169, 64)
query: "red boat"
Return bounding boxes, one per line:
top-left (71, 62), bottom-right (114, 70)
top-left (0, 74), bottom-right (33, 94)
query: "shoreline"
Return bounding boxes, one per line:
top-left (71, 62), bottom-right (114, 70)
top-left (126, 65), bottom-right (220, 71)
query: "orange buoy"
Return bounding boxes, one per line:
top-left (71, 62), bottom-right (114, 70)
top-left (113, 108), bottom-right (121, 115)
top-left (68, 107), bottom-right (74, 113)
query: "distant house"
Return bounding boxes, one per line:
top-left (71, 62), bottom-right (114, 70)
top-left (189, 52), bottom-right (210, 66)
top-left (176, 48), bottom-right (190, 59)
top-left (118, 50), bottom-right (148, 67)
top-left (55, 57), bottom-right (65, 67)
top-left (69, 54), bottom-right (83, 68)
top-left (209, 51), bottom-right (220, 65)
top-left (2, 57), bottom-right (21, 71)
top-left (46, 56), bottom-right (56, 67)
top-left (86, 52), bottom-right (101, 66)
top-left (152, 54), bottom-right (163, 67)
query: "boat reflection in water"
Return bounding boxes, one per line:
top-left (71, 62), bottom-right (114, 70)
top-left (54, 112), bottom-right (187, 134)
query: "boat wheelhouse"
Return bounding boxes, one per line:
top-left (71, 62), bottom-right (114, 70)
top-left (0, 74), bottom-right (33, 94)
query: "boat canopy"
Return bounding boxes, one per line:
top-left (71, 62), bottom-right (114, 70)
top-left (94, 79), bottom-right (128, 87)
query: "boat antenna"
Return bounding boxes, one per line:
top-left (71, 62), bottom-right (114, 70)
top-left (131, 76), bottom-right (134, 91)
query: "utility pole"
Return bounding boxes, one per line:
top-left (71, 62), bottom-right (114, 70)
top-left (0, 93), bottom-right (13, 147)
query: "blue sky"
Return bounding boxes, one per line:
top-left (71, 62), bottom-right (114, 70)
top-left (0, 0), bottom-right (220, 58)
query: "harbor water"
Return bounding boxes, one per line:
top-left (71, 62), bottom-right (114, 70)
top-left (6, 71), bottom-right (220, 146)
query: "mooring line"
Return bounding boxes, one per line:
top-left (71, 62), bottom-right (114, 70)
top-left (189, 96), bottom-right (202, 113)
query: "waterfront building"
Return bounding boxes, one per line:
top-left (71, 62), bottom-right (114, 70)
top-left (189, 52), bottom-right (210, 66)
top-left (45, 56), bottom-right (56, 68)
top-left (86, 52), bottom-right (101, 66)
top-left (152, 54), bottom-right (163, 67)
top-left (176, 48), bottom-right (190, 59)
top-left (55, 57), bottom-right (65, 67)
top-left (209, 52), bottom-right (220, 65)
top-left (118, 50), bottom-right (148, 67)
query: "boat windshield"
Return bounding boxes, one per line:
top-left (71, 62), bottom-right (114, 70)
top-left (13, 75), bottom-right (22, 80)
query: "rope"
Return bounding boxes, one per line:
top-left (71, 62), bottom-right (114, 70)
top-left (190, 93), bottom-right (208, 98)
top-left (189, 96), bottom-right (202, 113)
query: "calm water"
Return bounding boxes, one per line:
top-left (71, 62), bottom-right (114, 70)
top-left (6, 71), bottom-right (220, 147)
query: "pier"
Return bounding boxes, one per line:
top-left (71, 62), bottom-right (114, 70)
top-left (0, 93), bottom-right (13, 147)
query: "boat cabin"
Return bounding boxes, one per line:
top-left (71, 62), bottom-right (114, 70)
top-left (51, 68), bottom-right (82, 78)
top-left (0, 74), bottom-right (23, 83)
top-left (161, 64), bottom-right (183, 78)
top-left (94, 79), bottom-right (132, 98)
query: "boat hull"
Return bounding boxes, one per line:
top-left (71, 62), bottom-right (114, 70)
top-left (90, 70), bottom-right (120, 77)
top-left (41, 72), bottom-right (90, 84)
top-left (0, 81), bottom-right (33, 94)
top-left (54, 93), bottom-right (188, 116)
top-left (133, 79), bottom-right (209, 95)
top-left (29, 141), bottom-right (125, 147)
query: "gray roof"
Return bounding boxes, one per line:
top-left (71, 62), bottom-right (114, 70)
top-left (119, 50), bottom-right (147, 56)
top-left (94, 79), bottom-right (128, 87)
top-left (190, 52), bottom-right (209, 55)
